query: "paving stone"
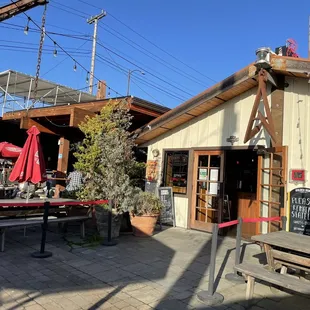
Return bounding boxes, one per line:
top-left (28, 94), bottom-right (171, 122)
top-left (2, 227), bottom-right (299, 310)
top-left (136, 305), bottom-right (153, 310)
top-left (24, 304), bottom-right (45, 310)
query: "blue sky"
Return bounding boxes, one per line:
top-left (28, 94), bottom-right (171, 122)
top-left (0, 0), bottom-right (309, 108)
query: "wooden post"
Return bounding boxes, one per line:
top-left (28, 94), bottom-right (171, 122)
top-left (54, 137), bottom-right (69, 198)
top-left (96, 80), bottom-right (106, 99)
top-left (271, 75), bottom-right (285, 147)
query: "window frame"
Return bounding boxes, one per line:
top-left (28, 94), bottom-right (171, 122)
top-left (162, 149), bottom-right (190, 196)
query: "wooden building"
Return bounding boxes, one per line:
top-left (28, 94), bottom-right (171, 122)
top-left (136, 52), bottom-right (310, 238)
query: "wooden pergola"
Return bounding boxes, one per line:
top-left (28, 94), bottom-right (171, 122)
top-left (1, 96), bottom-right (169, 181)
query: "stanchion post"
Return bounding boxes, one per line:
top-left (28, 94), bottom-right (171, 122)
top-left (31, 201), bottom-right (52, 258)
top-left (102, 199), bottom-right (117, 246)
top-left (197, 224), bottom-right (224, 306)
top-left (225, 217), bottom-right (245, 283)
top-left (281, 216), bottom-right (287, 231)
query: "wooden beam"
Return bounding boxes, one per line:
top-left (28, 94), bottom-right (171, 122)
top-left (130, 104), bottom-right (163, 117)
top-left (5, 106), bottom-right (73, 120)
top-left (20, 117), bottom-right (57, 135)
top-left (57, 137), bottom-right (69, 174)
top-left (69, 108), bottom-right (96, 127)
top-left (2, 98), bottom-right (126, 121)
top-left (271, 75), bottom-right (285, 147)
top-left (271, 55), bottom-right (310, 75)
top-left (244, 69), bottom-right (277, 145)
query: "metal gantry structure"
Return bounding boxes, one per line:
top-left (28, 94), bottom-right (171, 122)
top-left (0, 70), bottom-right (96, 116)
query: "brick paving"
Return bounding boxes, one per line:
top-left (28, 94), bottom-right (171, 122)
top-left (0, 224), bottom-right (309, 309)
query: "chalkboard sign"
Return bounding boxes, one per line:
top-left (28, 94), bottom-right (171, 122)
top-left (158, 187), bottom-right (175, 227)
top-left (289, 187), bottom-right (310, 235)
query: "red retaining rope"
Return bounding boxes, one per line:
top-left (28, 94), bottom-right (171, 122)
top-left (218, 219), bottom-right (239, 229)
top-left (243, 216), bottom-right (281, 223)
top-left (0, 199), bottom-right (108, 208)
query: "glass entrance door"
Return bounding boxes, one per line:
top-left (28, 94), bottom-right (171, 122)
top-left (190, 151), bottom-right (224, 232)
top-left (257, 146), bottom-right (287, 233)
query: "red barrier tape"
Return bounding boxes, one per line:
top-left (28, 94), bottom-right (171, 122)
top-left (243, 216), bottom-right (281, 223)
top-left (218, 220), bottom-right (239, 229)
top-left (0, 199), bottom-right (108, 208)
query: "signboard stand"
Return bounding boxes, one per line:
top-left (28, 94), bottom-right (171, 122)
top-left (158, 187), bottom-right (176, 229)
top-left (289, 187), bottom-right (310, 235)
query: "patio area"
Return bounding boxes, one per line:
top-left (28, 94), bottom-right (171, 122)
top-left (0, 225), bottom-right (309, 310)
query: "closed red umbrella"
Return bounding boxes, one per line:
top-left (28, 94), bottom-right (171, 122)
top-left (0, 142), bottom-right (22, 158)
top-left (9, 126), bottom-right (47, 184)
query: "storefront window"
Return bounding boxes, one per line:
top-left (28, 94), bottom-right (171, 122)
top-left (163, 151), bottom-right (189, 194)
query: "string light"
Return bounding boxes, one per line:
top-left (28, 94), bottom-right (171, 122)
top-left (12, 3), bottom-right (123, 97)
top-left (24, 17), bottom-right (30, 35)
top-left (73, 62), bottom-right (77, 71)
top-left (53, 41), bottom-right (57, 57)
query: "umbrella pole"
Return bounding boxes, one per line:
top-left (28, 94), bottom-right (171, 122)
top-left (31, 201), bottom-right (52, 258)
top-left (26, 182), bottom-right (30, 203)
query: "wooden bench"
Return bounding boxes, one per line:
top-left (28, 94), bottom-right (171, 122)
top-left (0, 215), bottom-right (89, 252)
top-left (234, 262), bottom-right (310, 300)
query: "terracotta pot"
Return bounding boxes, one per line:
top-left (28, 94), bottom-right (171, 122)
top-left (130, 214), bottom-right (159, 237)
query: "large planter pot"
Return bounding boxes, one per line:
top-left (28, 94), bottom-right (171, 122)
top-left (94, 206), bottom-right (122, 239)
top-left (130, 214), bottom-right (159, 237)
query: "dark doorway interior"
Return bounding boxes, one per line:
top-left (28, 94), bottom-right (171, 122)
top-left (224, 149), bottom-right (258, 237)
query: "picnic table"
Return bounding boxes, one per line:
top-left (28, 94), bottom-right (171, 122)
top-left (252, 231), bottom-right (310, 274)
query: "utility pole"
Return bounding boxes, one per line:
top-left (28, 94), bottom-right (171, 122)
top-left (87, 10), bottom-right (106, 95)
top-left (308, 16), bottom-right (310, 59)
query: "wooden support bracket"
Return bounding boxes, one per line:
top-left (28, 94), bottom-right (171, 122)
top-left (20, 117), bottom-right (57, 135)
top-left (69, 108), bottom-right (96, 127)
top-left (243, 69), bottom-right (277, 144)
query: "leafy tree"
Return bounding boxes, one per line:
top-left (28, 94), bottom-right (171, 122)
top-left (74, 99), bottom-right (138, 212)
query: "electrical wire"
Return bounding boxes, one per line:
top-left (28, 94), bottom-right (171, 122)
top-left (1, 22), bottom-right (91, 38)
top-left (76, 0), bottom-right (216, 83)
top-left (0, 23), bottom-right (196, 98)
top-left (2, 12), bottom-right (193, 103)
top-left (0, 36), bottom-right (187, 102)
top-left (42, 40), bottom-right (90, 77)
top-left (9, 1), bottom-right (123, 97)
top-left (0, 39), bottom-right (91, 51)
top-left (49, 3), bottom-right (88, 19)
top-left (96, 55), bottom-right (186, 102)
top-left (95, 41), bottom-right (194, 97)
top-left (99, 23), bottom-right (208, 87)
top-left (50, 1), bottom-right (211, 88)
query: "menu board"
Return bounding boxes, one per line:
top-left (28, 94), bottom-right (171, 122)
top-left (158, 187), bottom-right (175, 227)
top-left (289, 187), bottom-right (310, 235)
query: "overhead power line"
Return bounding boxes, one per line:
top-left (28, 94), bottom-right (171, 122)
top-left (75, 0), bottom-right (216, 83)
top-left (9, 1), bottom-right (123, 97)
top-left (99, 24), bottom-right (208, 87)
top-left (1, 23), bottom-right (194, 98)
top-left (97, 54), bottom-right (187, 102)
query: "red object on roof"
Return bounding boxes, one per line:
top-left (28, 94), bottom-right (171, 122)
top-left (0, 142), bottom-right (22, 158)
top-left (9, 126), bottom-right (47, 184)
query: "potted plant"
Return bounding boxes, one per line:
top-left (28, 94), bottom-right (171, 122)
top-left (128, 189), bottom-right (163, 237)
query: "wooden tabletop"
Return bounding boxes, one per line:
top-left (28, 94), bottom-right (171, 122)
top-left (252, 231), bottom-right (310, 255)
top-left (0, 198), bottom-right (77, 206)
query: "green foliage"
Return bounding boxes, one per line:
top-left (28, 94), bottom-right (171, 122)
top-left (126, 189), bottom-right (163, 216)
top-left (73, 99), bottom-right (141, 212)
